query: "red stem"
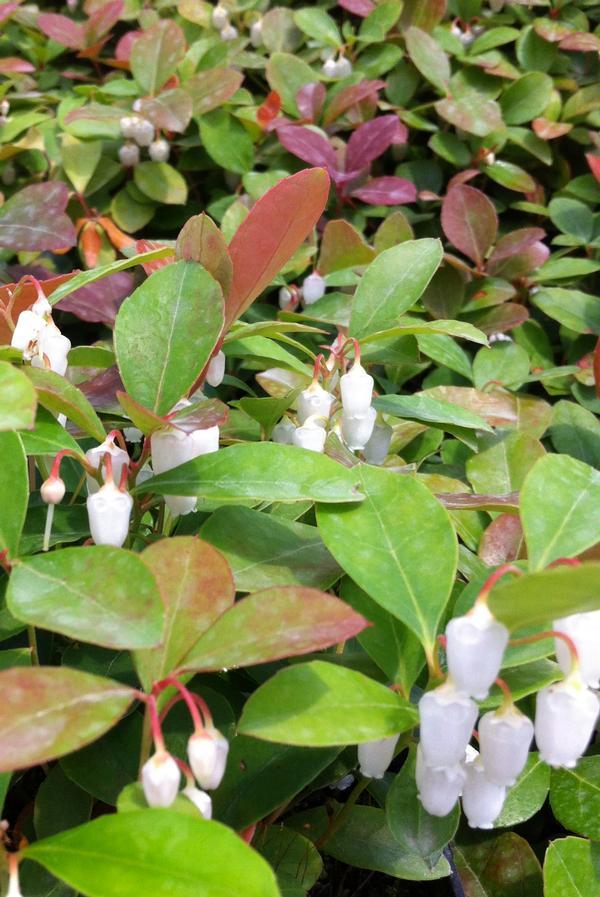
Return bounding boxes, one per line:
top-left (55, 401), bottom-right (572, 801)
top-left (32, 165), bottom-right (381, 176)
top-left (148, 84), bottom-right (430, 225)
top-left (153, 677), bottom-right (207, 733)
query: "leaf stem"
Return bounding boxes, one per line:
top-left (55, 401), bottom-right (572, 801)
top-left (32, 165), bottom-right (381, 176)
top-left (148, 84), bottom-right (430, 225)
top-left (27, 626), bottom-right (39, 665)
top-left (315, 776), bottom-right (369, 850)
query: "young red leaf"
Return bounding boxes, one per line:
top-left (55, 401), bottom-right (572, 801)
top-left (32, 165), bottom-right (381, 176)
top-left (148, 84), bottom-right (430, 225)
top-left (277, 125), bottom-right (338, 174)
top-left (130, 20), bottom-right (186, 96)
top-left (177, 586), bottom-right (369, 673)
top-left (134, 239), bottom-right (173, 275)
top-left (115, 29), bottom-right (141, 61)
top-left (0, 667), bottom-right (135, 772)
top-left (296, 82), bottom-right (326, 121)
top-left (441, 184), bottom-right (498, 269)
top-left (175, 213), bottom-right (233, 296)
top-left (488, 228), bottom-right (546, 264)
top-left (586, 153), bottom-right (600, 185)
top-left (350, 176), bottom-right (417, 205)
top-left (0, 57), bottom-right (35, 73)
top-left (225, 168), bottom-right (330, 328)
top-left (86, 0), bottom-right (123, 43)
top-left (338, 0), bottom-right (375, 15)
top-left (532, 118), bottom-right (572, 140)
top-left (0, 2), bottom-right (18, 26)
top-left (56, 272), bottom-right (134, 325)
top-left (37, 13), bottom-right (86, 49)
top-left (138, 88), bottom-right (193, 133)
top-left (345, 115), bottom-right (407, 173)
top-left (319, 219), bottom-right (376, 274)
top-left (323, 79), bottom-right (386, 126)
top-left (0, 183), bottom-right (77, 252)
top-left (184, 68), bottom-right (244, 117)
top-left (257, 91), bottom-right (282, 129)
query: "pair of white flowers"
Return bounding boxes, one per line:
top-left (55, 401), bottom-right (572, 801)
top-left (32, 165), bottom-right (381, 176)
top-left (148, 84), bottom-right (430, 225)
top-left (11, 295), bottom-right (71, 376)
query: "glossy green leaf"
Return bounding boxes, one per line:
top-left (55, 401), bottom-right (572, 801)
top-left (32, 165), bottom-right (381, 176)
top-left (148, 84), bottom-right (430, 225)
top-left (34, 765), bottom-right (92, 840)
top-left (454, 832), bottom-right (543, 896)
top-left (47, 248), bottom-right (174, 306)
top-left (293, 8), bottom-right (341, 46)
top-left (198, 110), bottom-right (255, 176)
top-left (25, 811), bottom-right (281, 897)
top-left (520, 454), bottom-right (600, 570)
top-left (405, 27), bottom-right (450, 93)
top-left (0, 666), bottom-right (134, 772)
top-left (495, 754), bottom-right (550, 828)
top-left (134, 442), bottom-right (364, 504)
top-left (266, 53), bottom-right (316, 116)
top-left (19, 406), bottom-right (80, 455)
top-left (467, 432), bottom-right (545, 495)
top-left (543, 837), bottom-right (600, 897)
top-left (61, 135), bottom-right (102, 194)
top-left (532, 288), bottom-right (600, 335)
top-left (0, 361), bottom-right (36, 430)
top-left (24, 367), bottom-right (106, 441)
top-left (472, 342), bottom-right (530, 391)
top-left (550, 757), bottom-right (600, 840)
top-left (373, 393), bottom-right (492, 433)
top-left (8, 546), bottom-right (164, 650)
top-left (239, 660), bottom-right (417, 746)
top-left (134, 161), bottom-right (188, 205)
top-left (349, 239), bottom-right (443, 340)
top-left (257, 827), bottom-right (322, 897)
top-left (550, 401), bottom-right (600, 467)
top-left (317, 466), bottom-right (457, 654)
top-left (130, 20), bottom-right (186, 95)
top-left (0, 431), bottom-right (27, 561)
top-left (488, 564), bottom-right (600, 630)
top-left (114, 260), bottom-right (223, 415)
top-left (500, 72), bottom-right (554, 124)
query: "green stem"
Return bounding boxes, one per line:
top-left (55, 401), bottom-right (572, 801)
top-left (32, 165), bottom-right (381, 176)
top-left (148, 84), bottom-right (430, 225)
top-left (28, 626), bottom-right (39, 665)
top-left (315, 777), bottom-right (369, 850)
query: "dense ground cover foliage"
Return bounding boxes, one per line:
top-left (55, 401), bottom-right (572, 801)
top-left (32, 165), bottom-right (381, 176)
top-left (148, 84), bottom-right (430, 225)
top-left (2, 0), bottom-right (600, 894)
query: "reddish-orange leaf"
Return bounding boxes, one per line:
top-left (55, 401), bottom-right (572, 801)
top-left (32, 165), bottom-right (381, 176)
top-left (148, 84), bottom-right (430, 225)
top-left (257, 91), bottom-right (282, 128)
top-left (81, 222), bottom-right (102, 268)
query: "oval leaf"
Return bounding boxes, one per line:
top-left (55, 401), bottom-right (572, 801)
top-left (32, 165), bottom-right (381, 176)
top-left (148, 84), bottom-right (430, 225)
top-left (441, 184), bottom-right (498, 268)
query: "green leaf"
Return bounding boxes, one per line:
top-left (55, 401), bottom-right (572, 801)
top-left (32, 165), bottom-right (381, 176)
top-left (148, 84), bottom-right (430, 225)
top-left (500, 72), bottom-right (554, 124)
top-left (454, 833), bottom-right (543, 896)
top-left (130, 20), bottom-right (186, 95)
top-left (549, 198), bottom-right (594, 242)
top-left (19, 406), bottom-right (80, 455)
top-left (386, 747), bottom-right (459, 859)
top-left (349, 239), bottom-right (443, 340)
top-left (134, 536), bottom-right (235, 691)
top-left (488, 564), bottom-right (600, 631)
top-left (405, 27), bottom-right (450, 93)
top-left (0, 361), bottom-right (36, 430)
top-left (483, 160), bottom-right (536, 193)
top-left (317, 466), bottom-right (457, 654)
top-left (61, 135), bottom-right (102, 194)
top-left (550, 757), bottom-right (600, 840)
top-left (466, 432), bottom-right (545, 495)
top-left (7, 546), bottom-right (164, 650)
top-left (0, 431), bottom-right (27, 561)
top-left (361, 318), bottom-right (488, 346)
top-left (258, 827), bottom-right (322, 897)
top-left (114, 260), bottom-right (223, 416)
top-left (359, 0), bottom-right (402, 43)
top-left (435, 93), bottom-right (503, 137)
top-left (24, 367), bottom-right (106, 442)
top-left (24, 811), bottom-right (281, 897)
top-left (266, 53), bottom-right (317, 116)
top-left (134, 161), bottom-right (188, 205)
top-left (212, 735), bottom-right (340, 830)
top-left (178, 585), bottom-right (368, 673)
top-left (0, 667), bottom-right (134, 772)
top-left (34, 766), bottom-right (92, 840)
top-left (532, 288), bottom-right (600, 335)
top-left (550, 401), bottom-right (600, 467)
top-left (472, 342), bottom-right (530, 391)
top-left (544, 837), bottom-right (600, 897)
top-left (495, 754), bottom-right (550, 828)
top-left (373, 393), bottom-right (492, 433)
top-left (520, 454), bottom-right (600, 570)
top-left (134, 442), bottom-right (365, 504)
top-left (239, 660), bottom-right (417, 746)
top-left (200, 505), bottom-right (341, 591)
top-left (198, 110), bottom-right (255, 176)
top-left (293, 8), bottom-right (341, 47)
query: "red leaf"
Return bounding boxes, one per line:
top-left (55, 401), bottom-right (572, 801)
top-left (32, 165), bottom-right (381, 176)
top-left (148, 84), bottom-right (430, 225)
top-left (115, 29), bottom-right (141, 61)
top-left (0, 272), bottom-right (74, 345)
top-left (226, 168), bottom-right (330, 328)
top-left (177, 586), bottom-right (370, 672)
top-left (37, 13), bottom-right (86, 50)
top-left (0, 183), bottom-right (77, 253)
top-left (257, 91), bottom-right (282, 129)
top-left (350, 176), bottom-right (417, 205)
top-left (441, 184), bottom-right (498, 269)
top-left (532, 118), bottom-right (572, 140)
top-left (184, 67), bottom-right (244, 117)
top-left (559, 32), bottom-right (600, 53)
top-left (319, 219), bottom-right (376, 274)
top-left (586, 153), bottom-right (600, 185)
top-left (479, 514), bottom-right (523, 567)
top-left (139, 88), bottom-right (193, 133)
top-left (489, 228), bottom-right (546, 264)
top-left (323, 79), bottom-right (386, 126)
top-left (277, 124), bottom-right (338, 174)
top-left (56, 272), bottom-right (135, 325)
top-left (296, 82), bottom-right (326, 122)
top-left (487, 242), bottom-right (549, 279)
top-left (345, 115), bottom-right (406, 173)
top-left (80, 366), bottom-right (124, 409)
top-left (338, 0), bottom-right (375, 15)
top-left (134, 240), bottom-right (173, 275)
top-left (175, 213), bottom-right (233, 297)
top-left (0, 2), bottom-right (18, 26)
top-left (86, 0), bottom-right (123, 42)
top-left (0, 57), bottom-right (35, 73)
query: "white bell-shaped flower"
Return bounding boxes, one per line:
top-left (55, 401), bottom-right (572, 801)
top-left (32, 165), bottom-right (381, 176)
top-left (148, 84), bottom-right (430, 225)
top-left (461, 757), bottom-right (506, 829)
top-left (342, 407), bottom-right (377, 451)
top-left (321, 58), bottom-right (338, 78)
top-left (152, 425), bottom-right (219, 516)
top-left (364, 422), bottom-right (392, 465)
top-left (478, 706), bottom-right (534, 786)
top-left (554, 610), bottom-right (600, 688)
top-left (183, 784), bottom-right (212, 819)
top-left (31, 322), bottom-right (71, 376)
top-left (445, 601), bottom-right (509, 700)
top-left (133, 118), bottom-right (154, 147)
top-left (149, 138), bottom-right (170, 163)
top-left (250, 17), bottom-right (263, 46)
top-left (41, 475), bottom-right (66, 505)
top-left (419, 679), bottom-right (478, 770)
top-left (85, 436), bottom-right (129, 495)
top-left (87, 481), bottom-right (133, 547)
top-left (120, 115), bottom-right (137, 139)
top-left (340, 361), bottom-right (373, 417)
top-left (272, 418), bottom-right (296, 445)
top-left (119, 143), bottom-right (140, 167)
top-left (212, 2), bottom-right (229, 28)
top-left (6, 864), bottom-right (22, 897)
top-left (292, 417), bottom-right (327, 453)
top-left (220, 23), bottom-right (238, 40)
top-left (188, 728), bottom-right (229, 790)
top-left (31, 295), bottom-right (52, 317)
top-left (302, 272), bottom-right (326, 305)
top-left (535, 672), bottom-right (600, 768)
top-left (278, 286), bottom-right (292, 309)
top-left (335, 55), bottom-right (353, 78)
top-left (11, 309), bottom-right (47, 356)
top-left (141, 751), bottom-right (180, 808)
top-left (205, 350), bottom-right (226, 388)
top-left (357, 734), bottom-right (399, 779)
top-left (297, 381), bottom-right (334, 425)
top-left (416, 745), bottom-right (465, 817)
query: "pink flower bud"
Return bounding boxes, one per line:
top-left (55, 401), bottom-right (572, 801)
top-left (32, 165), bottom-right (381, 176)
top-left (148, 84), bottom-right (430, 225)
top-left (41, 476), bottom-right (66, 505)
top-left (357, 734), bottom-right (399, 779)
top-left (187, 728), bottom-right (229, 790)
top-left (183, 784), bottom-right (212, 819)
top-left (445, 602), bottom-right (509, 700)
top-left (416, 745), bottom-right (465, 817)
top-left (461, 758), bottom-right (506, 829)
top-left (86, 482), bottom-right (133, 547)
top-left (418, 680), bottom-right (478, 770)
top-left (340, 362), bottom-right (373, 418)
top-left (302, 272), bottom-right (326, 305)
top-left (535, 673), bottom-right (599, 768)
top-left (478, 705), bottom-right (534, 786)
top-left (141, 751), bottom-right (180, 807)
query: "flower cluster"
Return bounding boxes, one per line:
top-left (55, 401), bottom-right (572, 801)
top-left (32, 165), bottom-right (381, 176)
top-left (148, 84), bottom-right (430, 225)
top-left (10, 286), bottom-right (71, 376)
top-left (119, 113), bottom-right (170, 168)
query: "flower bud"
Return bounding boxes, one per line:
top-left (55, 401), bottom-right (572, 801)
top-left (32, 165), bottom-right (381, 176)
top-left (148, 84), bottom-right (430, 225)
top-left (152, 425), bottom-right (219, 516)
top-left (220, 23), bottom-right (238, 41)
top-left (535, 673), bottom-right (600, 768)
top-left (272, 418), bottom-right (296, 445)
top-left (461, 758), bottom-right (506, 829)
top-left (0, 99), bottom-right (9, 118)
top-left (292, 417), bottom-right (327, 453)
top-left (188, 728), bottom-right (229, 790)
top-left (297, 382), bottom-right (334, 425)
top-left (41, 476), bottom-right (66, 505)
top-left (278, 286), bottom-right (292, 310)
top-left (416, 745), bottom-right (465, 817)
top-left (11, 309), bottom-right (46, 355)
top-left (141, 751), bottom-right (180, 807)
top-left (364, 421), bottom-right (392, 465)
top-left (418, 680), bottom-right (478, 770)
top-left (302, 272), bottom-right (326, 306)
top-left (86, 481), bottom-right (133, 547)
top-left (335, 55), bottom-right (353, 78)
top-left (183, 784), bottom-right (212, 819)
top-left (133, 118), bottom-right (154, 147)
top-left (478, 706), bottom-right (534, 786)
top-left (31, 323), bottom-right (71, 376)
top-left (206, 350), bottom-right (226, 388)
top-left (342, 407), bottom-right (376, 451)
top-left (120, 115), bottom-right (137, 139)
top-left (358, 734), bottom-right (399, 779)
top-left (119, 143), bottom-right (140, 167)
top-left (445, 601), bottom-right (509, 700)
top-left (149, 138), bottom-right (170, 163)
top-left (212, 2), bottom-right (229, 29)
top-left (132, 98), bottom-right (142, 113)
top-left (554, 610), bottom-right (600, 688)
top-left (85, 437), bottom-right (129, 495)
top-left (6, 865), bottom-right (22, 897)
top-left (250, 17), bottom-right (263, 46)
top-left (340, 361), bottom-right (373, 418)
top-left (321, 58), bottom-right (338, 78)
